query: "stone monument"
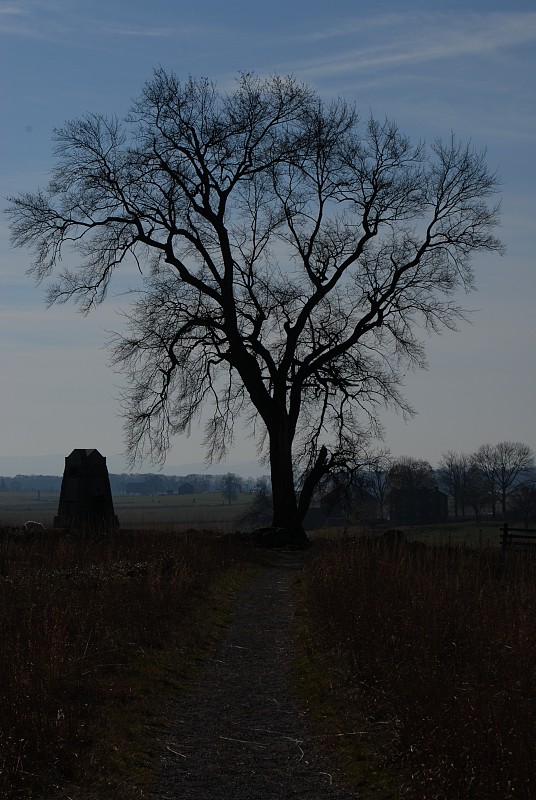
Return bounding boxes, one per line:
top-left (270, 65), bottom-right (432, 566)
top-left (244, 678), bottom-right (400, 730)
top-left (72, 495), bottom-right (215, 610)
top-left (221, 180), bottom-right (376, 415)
top-left (54, 449), bottom-right (119, 530)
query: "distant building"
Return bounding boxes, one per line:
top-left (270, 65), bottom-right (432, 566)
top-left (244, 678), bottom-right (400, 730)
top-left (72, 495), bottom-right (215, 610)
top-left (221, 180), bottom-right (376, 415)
top-left (389, 487), bottom-right (448, 525)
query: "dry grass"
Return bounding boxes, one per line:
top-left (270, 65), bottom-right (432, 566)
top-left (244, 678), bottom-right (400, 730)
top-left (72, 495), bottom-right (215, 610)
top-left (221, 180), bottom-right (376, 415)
top-left (308, 520), bottom-right (501, 548)
top-left (299, 537), bottom-right (536, 799)
top-left (0, 526), bottom-right (253, 799)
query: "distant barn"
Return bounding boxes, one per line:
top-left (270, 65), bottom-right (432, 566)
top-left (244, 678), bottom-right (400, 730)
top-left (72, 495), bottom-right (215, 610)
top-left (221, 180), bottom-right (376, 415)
top-left (389, 487), bottom-right (448, 525)
top-left (54, 449), bottom-right (119, 530)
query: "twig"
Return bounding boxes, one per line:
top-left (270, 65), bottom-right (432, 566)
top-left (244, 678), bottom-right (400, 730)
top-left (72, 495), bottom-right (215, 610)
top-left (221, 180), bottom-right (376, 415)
top-left (219, 735), bottom-right (267, 748)
top-left (166, 746), bottom-right (187, 758)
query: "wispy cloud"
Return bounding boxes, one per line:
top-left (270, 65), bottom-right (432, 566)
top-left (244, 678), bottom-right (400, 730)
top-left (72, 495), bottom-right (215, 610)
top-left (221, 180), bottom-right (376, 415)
top-left (111, 26), bottom-right (175, 38)
top-left (108, 24), bottom-right (207, 39)
top-left (0, 5), bottom-right (25, 16)
top-left (282, 12), bottom-right (413, 45)
top-left (0, 1), bottom-right (222, 44)
top-left (283, 11), bottom-right (536, 79)
top-left (0, 0), bottom-right (69, 38)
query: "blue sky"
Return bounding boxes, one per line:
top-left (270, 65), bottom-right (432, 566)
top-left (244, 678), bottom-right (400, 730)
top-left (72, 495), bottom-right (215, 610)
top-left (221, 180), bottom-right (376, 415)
top-left (1, 0), bottom-right (535, 474)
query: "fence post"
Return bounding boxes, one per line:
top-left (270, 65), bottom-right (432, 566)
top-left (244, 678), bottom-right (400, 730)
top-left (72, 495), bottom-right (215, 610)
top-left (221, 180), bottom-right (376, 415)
top-left (501, 522), bottom-right (509, 552)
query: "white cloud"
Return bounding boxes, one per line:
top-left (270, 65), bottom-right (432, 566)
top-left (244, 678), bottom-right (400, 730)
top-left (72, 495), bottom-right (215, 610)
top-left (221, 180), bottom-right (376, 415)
top-left (0, 1), bottom-right (226, 45)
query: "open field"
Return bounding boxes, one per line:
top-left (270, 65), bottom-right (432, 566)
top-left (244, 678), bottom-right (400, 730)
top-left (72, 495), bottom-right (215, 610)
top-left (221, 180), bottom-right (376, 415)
top-left (0, 491), bottom-right (516, 549)
top-left (0, 491), bottom-right (254, 530)
top-left (0, 491), bottom-right (60, 526)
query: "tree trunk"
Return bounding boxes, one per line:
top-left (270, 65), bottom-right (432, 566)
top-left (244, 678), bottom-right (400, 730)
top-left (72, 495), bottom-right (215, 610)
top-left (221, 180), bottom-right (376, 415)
top-left (268, 426), bottom-right (309, 545)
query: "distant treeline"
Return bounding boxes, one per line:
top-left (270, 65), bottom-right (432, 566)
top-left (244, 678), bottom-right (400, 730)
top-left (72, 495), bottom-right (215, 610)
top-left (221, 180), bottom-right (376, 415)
top-left (0, 472), bottom-right (268, 495)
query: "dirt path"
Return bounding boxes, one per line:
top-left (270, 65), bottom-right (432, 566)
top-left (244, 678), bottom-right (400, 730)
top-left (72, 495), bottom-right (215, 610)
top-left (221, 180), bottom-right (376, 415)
top-left (150, 552), bottom-right (359, 799)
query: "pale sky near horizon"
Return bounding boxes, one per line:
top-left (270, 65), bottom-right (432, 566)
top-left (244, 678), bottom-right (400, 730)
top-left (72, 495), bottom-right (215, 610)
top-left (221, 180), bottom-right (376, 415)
top-left (1, 0), bottom-right (535, 474)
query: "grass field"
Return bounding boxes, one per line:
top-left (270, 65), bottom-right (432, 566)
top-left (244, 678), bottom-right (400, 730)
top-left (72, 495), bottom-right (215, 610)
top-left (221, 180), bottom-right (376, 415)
top-left (0, 491), bottom-right (255, 530)
top-left (299, 537), bottom-right (536, 799)
top-left (0, 524), bottom-right (256, 799)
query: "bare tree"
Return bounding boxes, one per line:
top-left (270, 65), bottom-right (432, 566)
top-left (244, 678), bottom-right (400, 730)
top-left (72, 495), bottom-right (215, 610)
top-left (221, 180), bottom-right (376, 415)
top-left (472, 442), bottom-right (534, 516)
top-left (494, 442), bottom-right (534, 515)
top-left (437, 450), bottom-right (470, 518)
top-left (389, 456), bottom-right (437, 492)
top-left (465, 465), bottom-right (489, 522)
top-left (238, 476), bottom-right (273, 529)
top-left (363, 449), bottom-right (393, 519)
top-left (7, 71), bottom-right (502, 544)
top-left (221, 472), bottom-right (242, 506)
top-left (471, 444), bottom-right (500, 517)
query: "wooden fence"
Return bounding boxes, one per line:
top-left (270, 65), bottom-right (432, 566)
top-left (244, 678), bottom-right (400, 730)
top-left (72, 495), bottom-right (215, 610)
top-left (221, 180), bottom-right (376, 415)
top-left (501, 523), bottom-right (536, 551)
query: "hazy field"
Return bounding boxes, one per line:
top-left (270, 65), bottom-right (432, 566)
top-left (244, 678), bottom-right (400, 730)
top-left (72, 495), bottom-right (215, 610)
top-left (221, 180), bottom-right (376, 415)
top-left (0, 490), bottom-right (255, 530)
top-left (0, 490), bottom-right (512, 551)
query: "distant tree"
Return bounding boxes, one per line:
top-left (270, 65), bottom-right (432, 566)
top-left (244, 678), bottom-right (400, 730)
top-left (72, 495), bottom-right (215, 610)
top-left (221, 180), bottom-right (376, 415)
top-left (198, 474), bottom-right (214, 493)
top-left (471, 444), bottom-right (500, 516)
top-left (222, 472), bottom-right (242, 506)
top-left (240, 478), bottom-right (273, 528)
top-left (464, 465), bottom-right (489, 521)
top-left (7, 71), bottom-right (502, 544)
top-left (313, 436), bottom-right (385, 521)
top-left (389, 456), bottom-right (437, 492)
top-left (141, 473), bottom-right (166, 495)
top-left (472, 442), bottom-right (534, 516)
top-left (239, 476), bottom-right (256, 493)
top-left (318, 471), bottom-right (357, 519)
top-left (437, 451), bottom-right (470, 518)
top-left (495, 442), bottom-right (534, 515)
top-left (253, 477), bottom-right (271, 496)
top-left (363, 450), bottom-right (393, 518)
top-left (178, 480), bottom-right (195, 495)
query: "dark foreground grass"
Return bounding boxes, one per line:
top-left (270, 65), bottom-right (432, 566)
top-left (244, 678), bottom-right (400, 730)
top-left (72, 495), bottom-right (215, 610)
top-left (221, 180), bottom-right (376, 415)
top-left (298, 537), bottom-right (536, 799)
top-left (0, 526), bottom-right (255, 799)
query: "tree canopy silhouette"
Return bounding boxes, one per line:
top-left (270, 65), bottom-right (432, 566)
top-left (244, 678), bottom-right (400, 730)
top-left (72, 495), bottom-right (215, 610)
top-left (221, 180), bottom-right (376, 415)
top-left (7, 71), bottom-right (502, 543)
